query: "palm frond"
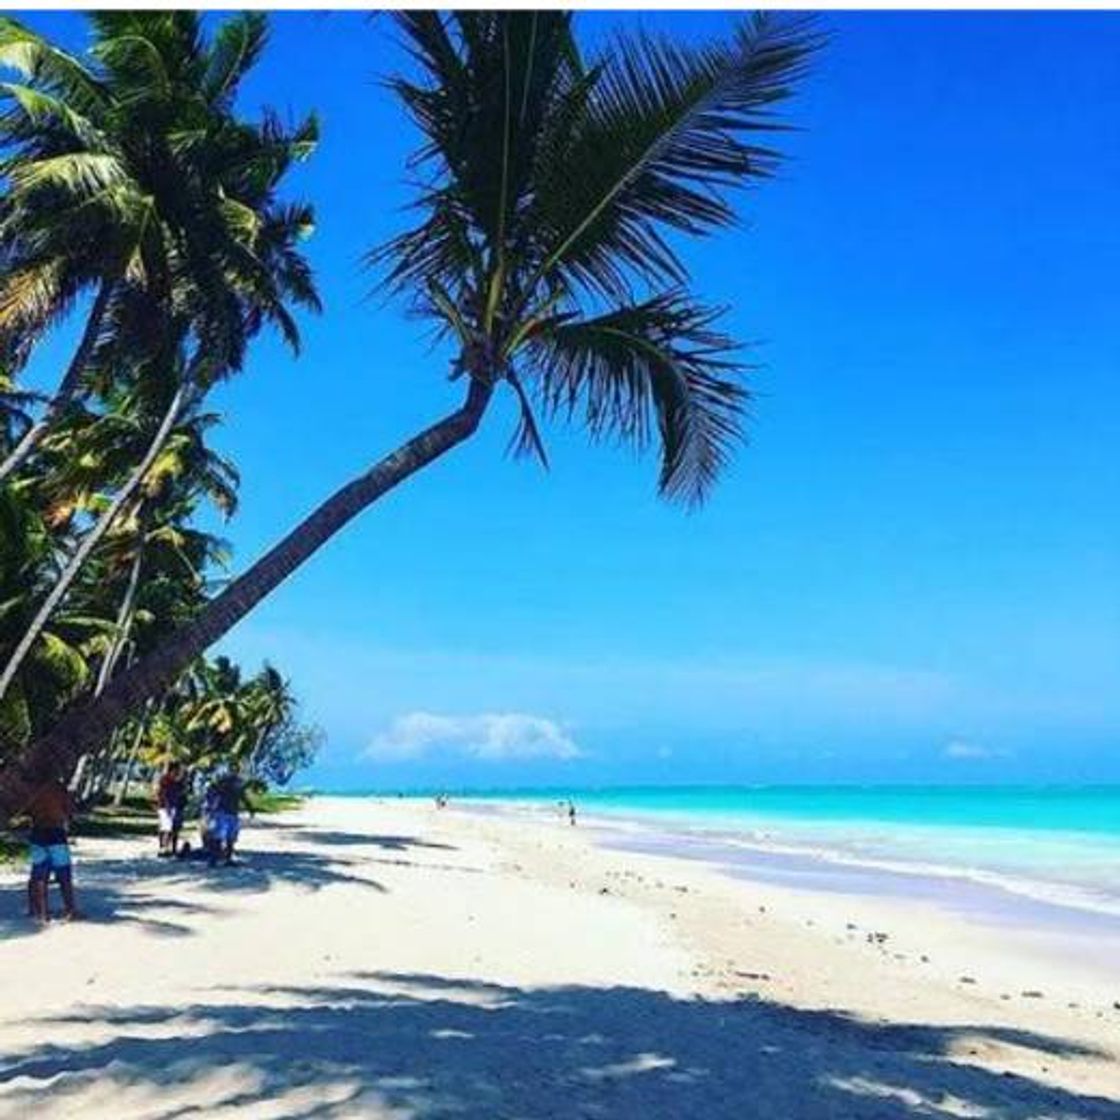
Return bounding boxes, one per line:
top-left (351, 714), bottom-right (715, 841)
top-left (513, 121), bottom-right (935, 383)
top-left (10, 151), bottom-right (129, 200)
top-left (526, 12), bottom-right (821, 301)
top-left (204, 12), bottom-right (269, 105)
top-left (0, 16), bottom-right (105, 106)
top-left (505, 368), bottom-right (549, 467)
top-left (527, 292), bottom-right (748, 505)
top-left (0, 80), bottom-right (105, 149)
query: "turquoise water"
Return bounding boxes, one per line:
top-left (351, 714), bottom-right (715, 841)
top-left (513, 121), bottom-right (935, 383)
top-left (463, 785), bottom-right (1120, 835)
top-left (446, 785), bottom-right (1120, 916)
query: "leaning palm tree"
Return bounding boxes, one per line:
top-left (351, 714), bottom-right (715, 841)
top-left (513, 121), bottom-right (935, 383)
top-left (0, 10), bottom-right (820, 819)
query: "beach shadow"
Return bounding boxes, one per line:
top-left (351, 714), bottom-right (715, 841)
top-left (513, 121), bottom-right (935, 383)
top-left (0, 878), bottom-right (216, 941)
top-left (293, 828), bottom-right (457, 853)
top-left (1, 836), bottom-right (388, 941)
top-left (1, 972), bottom-right (1114, 1118)
top-left (81, 848), bottom-right (389, 898)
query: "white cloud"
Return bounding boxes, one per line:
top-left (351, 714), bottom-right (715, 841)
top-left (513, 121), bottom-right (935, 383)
top-left (943, 739), bottom-right (1003, 760)
top-left (367, 712), bottom-right (581, 762)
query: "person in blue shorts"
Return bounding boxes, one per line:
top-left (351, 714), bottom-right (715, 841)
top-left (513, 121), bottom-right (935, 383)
top-left (207, 765), bottom-right (254, 866)
top-left (21, 779), bottom-right (80, 922)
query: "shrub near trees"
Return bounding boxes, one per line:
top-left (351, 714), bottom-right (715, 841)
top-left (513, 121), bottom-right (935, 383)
top-left (0, 10), bottom-right (818, 822)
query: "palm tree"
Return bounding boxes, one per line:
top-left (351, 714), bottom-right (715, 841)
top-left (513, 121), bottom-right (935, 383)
top-left (243, 663), bottom-right (295, 778)
top-left (9, 379), bottom-right (238, 794)
top-left (0, 11), bottom-right (319, 481)
top-left (0, 10), bottom-right (820, 820)
top-left (86, 401), bottom-right (239, 696)
top-left (0, 19), bottom-right (319, 697)
top-left (0, 487), bottom-right (97, 755)
top-left (0, 359), bottom-right (244, 702)
top-left (0, 354), bottom-right (187, 701)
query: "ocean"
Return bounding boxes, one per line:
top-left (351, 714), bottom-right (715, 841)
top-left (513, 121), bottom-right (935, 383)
top-left (441, 785), bottom-right (1120, 924)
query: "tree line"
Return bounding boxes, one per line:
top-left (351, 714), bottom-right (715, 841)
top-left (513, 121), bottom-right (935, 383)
top-left (0, 10), bottom-right (820, 821)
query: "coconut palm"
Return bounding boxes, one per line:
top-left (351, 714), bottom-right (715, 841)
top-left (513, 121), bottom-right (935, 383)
top-left (242, 663), bottom-right (295, 778)
top-left (0, 357), bottom-right (244, 701)
top-left (0, 353), bottom-right (187, 701)
top-left (0, 11), bottom-right (319, 481)
top-left (0, 10), bottom-right (819, 819)
top-left (0, 19), bottom-right (319, 702)
top-left (0, 487), bottom-right (99, 755)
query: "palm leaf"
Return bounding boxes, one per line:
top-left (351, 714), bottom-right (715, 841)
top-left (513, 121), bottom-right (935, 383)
top-left (204, 12), bottom-right (269, 104)
top-left (526, 12), bottom-right (821, 301)
top-left (10, 151), bottom-right (129, 199)
top-left (528, 293), bottom-right (747, 504)
top-left (0, 17), bottom-right (106, 105)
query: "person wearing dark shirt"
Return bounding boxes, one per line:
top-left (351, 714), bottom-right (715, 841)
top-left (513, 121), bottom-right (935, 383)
top-left (21, 780), bottom-right (80, 922)
top-left (155, 762), bottom-right (188, 857)
top-left (209, 765), bottom-right (254, 866)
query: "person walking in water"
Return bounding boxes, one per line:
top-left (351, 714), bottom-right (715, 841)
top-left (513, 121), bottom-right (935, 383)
top-left (21, 779), bottom-right (80, 922)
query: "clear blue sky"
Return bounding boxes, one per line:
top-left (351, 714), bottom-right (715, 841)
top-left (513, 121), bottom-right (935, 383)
top-left (16, 11), bottom-right (1120, 789)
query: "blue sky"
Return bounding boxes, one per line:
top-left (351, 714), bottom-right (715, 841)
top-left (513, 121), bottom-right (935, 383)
top-left (15, 11), bottom-right (1120, 789)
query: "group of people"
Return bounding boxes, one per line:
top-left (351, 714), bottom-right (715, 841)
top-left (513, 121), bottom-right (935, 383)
top-left (156, 761), bottom-right (255, 866)
top-left (14, 761), bottom-right (255, 924)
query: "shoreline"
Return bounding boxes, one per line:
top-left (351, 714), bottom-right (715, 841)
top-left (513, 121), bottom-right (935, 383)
top-left (454, 793), bottom-right (1120, 923)
top-left (1, 794), bottom-right (1117, 1116)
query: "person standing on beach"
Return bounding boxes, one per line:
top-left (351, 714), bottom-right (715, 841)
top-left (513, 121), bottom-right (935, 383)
top-left (568, 801), bottom-right (577, 827)
top-left (155, 762), bottom-right (188, 858)
top-left (210, 765), bottom-right (254, 866)
top-left (20, 780), bottom-right (80, 922)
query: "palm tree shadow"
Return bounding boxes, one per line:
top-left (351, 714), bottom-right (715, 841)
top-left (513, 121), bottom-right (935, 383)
top-left (201, 849), bottom-right (389, 895)
top-left (0, 880), bottom-right (215, 941)
top-left (82, 848), bottom-right (389, 898)
top-left (1, 845), bottom-right (387, 941)
top-left (2, 972), bottom-right (1115, 1118)
top-left (293, 828), bottom-right (457, 853)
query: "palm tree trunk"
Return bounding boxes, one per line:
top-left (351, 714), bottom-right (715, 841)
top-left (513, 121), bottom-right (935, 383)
top-left (70, 643), bottom-right (136, 800)
top-left (247, 720), bottom-right (273, 782)
top-left (112, 715), bottom-right (147, 807)
top-left (93, 534), bottom-right (145, 698)
top-left (0, 379), bottom-right (492, 823)
top-left (0, 384), bottom-right (186, 703)
top-left (75, 725), bottom-right (122, 806)
top-left (0, 281), bottom-right (114, 484)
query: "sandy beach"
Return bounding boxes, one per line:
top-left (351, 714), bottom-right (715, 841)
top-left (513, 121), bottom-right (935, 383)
top-left (1, 795), bottom-right (1118, 1118)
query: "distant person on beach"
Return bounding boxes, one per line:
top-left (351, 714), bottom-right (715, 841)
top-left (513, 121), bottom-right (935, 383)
top-left (208, 765), bottom-right (254, 866)
top-left (21, 779), bottom-right (80, 922)
top-left (568, 801), bottom-right (577, 827)
top-left (155, 762), bottom-right (188, 858)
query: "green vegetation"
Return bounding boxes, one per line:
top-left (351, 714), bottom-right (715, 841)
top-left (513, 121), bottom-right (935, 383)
top-left (247, 790), bottom-right (306, 815)
top-left (70, 798), bottom-right (156, 841)
top-left (0, 11), bottom-right (817, 821)
top-left (0, 12), bottom-right (322, 817)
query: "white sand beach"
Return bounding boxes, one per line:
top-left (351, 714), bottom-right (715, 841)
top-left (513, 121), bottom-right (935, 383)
top-left (1, 796), bottom-right (1118, 1118)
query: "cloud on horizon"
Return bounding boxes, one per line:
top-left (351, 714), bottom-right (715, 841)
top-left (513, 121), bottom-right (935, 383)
top-left (366, 711), bottom-right (582, 763)
top-left (942, 739), bottom-right (1006, 761)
